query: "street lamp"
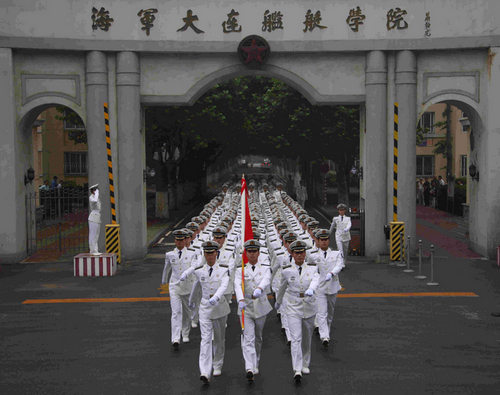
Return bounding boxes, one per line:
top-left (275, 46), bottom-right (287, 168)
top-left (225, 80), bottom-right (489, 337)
top-left (468, 164), bottom-right (479, 181)
top-left (24, 166), bottom-right (35, 185)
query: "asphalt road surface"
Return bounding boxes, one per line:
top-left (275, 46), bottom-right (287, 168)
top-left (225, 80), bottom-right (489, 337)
top-left (1, 207), bottom-right (500, 394)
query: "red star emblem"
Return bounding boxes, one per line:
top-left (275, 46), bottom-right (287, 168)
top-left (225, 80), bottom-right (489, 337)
top-left (241, 39), bottom-right (267, 64)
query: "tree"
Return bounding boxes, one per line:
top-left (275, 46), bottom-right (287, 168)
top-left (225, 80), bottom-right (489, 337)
top-left (54, 106), bottom-right (87, 144)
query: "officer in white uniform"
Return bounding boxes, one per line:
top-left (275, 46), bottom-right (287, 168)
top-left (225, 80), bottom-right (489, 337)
top-left (328, 203), bottom-right (351, 267)
top-left (88, 183), bottom-right (101, 255)
top-left (275, 240), bottom-right (320, 382)
top-left (189, 241), bottom-right (230, 384)
top-left (234, 240), bottom-right (272, 381)
top-left (313, 229), bottom-right (343, 347)
top-left (162, 229), bottom-right (196, 348)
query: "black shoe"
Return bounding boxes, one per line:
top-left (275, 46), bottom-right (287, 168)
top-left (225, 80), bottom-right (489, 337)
top-left (281, 327), bottom-right (286, 333)
top-left (172, 342), bottom-right (180, 350)
top-left (277, 313), bottom-right (281, 321)
top-left (200, 374), bottom-right (210, 384)
top-left (246, 370), bottom-right (254, 381)
top-left (287, 340), bottom-right (291, 348)
top-left (322, 339), bottom-right (329, 348)
top-left (314, 327), bottom-right (319, 334)
top-left (294, 372), bottom-right (302, 382)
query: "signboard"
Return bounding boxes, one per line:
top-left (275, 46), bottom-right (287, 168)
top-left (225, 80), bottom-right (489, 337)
top-left (320, 163), bottom-right (329, 174)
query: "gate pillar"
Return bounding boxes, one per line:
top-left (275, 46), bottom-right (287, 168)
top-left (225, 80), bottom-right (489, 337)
top-left (395, 51), bottom-right (417, 252)
top-left (0, 48), bottom-right (25, 262)
top-left (116, 51), bottom-right (146, 260)
top-left (86, 51), bottom-right (111, 254)
top-left (364, 50), bottom-right (388, 257)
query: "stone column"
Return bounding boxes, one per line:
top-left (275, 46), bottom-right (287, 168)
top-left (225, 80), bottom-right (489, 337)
top-left (86, 51), bottom-right (110, 253)
top-left (116, 52), bottom-right (146, 260)
top-left (364, 51), bottom-right (388, 257)
top-left (0, 48), bottom-right (25, 262)
top-left (395, 51), bottom-right (417, 251)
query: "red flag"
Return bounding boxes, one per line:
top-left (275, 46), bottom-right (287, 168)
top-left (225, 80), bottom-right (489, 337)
top-left (240, 176), bottom-right (254, 263)
top-left (240, 175), bottom-right (253, 332)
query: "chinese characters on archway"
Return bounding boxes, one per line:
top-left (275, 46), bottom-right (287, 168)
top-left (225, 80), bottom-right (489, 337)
top-left (91, 6), bottom-right (431, 36)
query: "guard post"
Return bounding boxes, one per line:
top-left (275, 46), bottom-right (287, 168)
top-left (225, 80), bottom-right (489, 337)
top-left (105, 224), bottom-right (121, 264)
top-left (389, 221), bottom-right (405, 262)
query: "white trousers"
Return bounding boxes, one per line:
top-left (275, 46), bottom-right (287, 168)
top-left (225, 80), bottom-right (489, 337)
top-left (170, 292), bottom-right (191, 342)
top-left (190, 287), bottom-right (202, 323)
top-left (199, 315), bottom-right (228, 377)
top-left (88, 221), bottom-right (100, 254)
top-left (288, 314), bottom-right (315, 372)
top-left (240, 314), bottom-right (267, 371)
top-left (336, 237), bottom-right (349, 266)
top-left (316, 293), bottom-right (337, 340)
top-left (279, 299), bottom-right (291, 341)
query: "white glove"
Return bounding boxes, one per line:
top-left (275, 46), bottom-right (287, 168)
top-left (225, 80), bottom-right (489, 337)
top-left (343, 229), bottom-right (349, 233)
top-left (252, 288), bottom-right (262, 298)
top-left (94, 189), bottom-right (99, 198)
top-left (325, 273), bottom-right (333, 282)
top-left (209, 296), bottom-right (219, 306)
top-left (180, 272), bottom-right (187, 281)
top-left (238, 301), bottom-right (246, 310)
top-left (274, 302), bottom-right (281, 311)
top-left (188, 302), bottom-right (196, 309)
top-left (305, 289), bottom-right (314, 297)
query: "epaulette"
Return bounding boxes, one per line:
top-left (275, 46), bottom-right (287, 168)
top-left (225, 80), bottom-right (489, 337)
top-left (226, 248), bottom-right (233, 252)
top-left (275, 252), bottom-right (284, 256)
top-left (261, 263), bottom-right (271, 266)
top-left (219, 264), bottom-right (229, 268)
top-left (187, 248), bottom-right (195, 252)
top-left (282, 265), bottom-right (292, 270)
top-left (310, 250), bottom-right (318, 254)
top-left (260, 251), bottom-right (268, 255)
top-left (193, 245), bottom-right (200, 249)
top-left (270, 238), bottom-right (277, 242)
top-left (307, 263), bottom-right (317, 266)
top-left (195, 266), bottom-right (204, 270)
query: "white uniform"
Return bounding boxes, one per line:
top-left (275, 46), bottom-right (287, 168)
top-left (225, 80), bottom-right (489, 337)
top-left (162, 247), bottom-right (196, 343)
top-left (276, 262), bottom-right (320, 374)
top-left (329, 215), bottom-right (351, 266)
top-left (189, 262), bottom-right (230, 378)
top-left (314, 248), bottom-right (343, 341)
top-left (234, 261), bottom-right (272, 372)
top-left (88, 189), bottom-right (101, 254)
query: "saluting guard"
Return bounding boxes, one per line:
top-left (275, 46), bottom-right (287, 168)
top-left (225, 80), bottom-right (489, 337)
top-left (88, 183), bottom-right (101, 255)
top-left (313, 229), bottom-right (343, 347)
top-left (328, 204), bottom-right (351, 267)
top-left (275, 240), bottom-right (320, 382)
top-left (188, 241), bottom-right (230, 384)
top-left (234, 240), bottom-right (272, 381)
top-left (161, 229), bottom-right (196, 348)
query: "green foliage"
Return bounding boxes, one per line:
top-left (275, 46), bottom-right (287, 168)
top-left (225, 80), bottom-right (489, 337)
top-left (54, 106), bottom-right (87, 145)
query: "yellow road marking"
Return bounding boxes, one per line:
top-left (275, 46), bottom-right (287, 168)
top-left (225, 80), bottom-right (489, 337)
top-left (23, 292), bottom-right (478, 304)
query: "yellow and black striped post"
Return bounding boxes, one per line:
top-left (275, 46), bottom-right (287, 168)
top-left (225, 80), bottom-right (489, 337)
top-left (104, 103), bottom-right (120, 263)
top-left (105, 224), bottom-right (121, 264)
top-left (390, 222), bottom-right (405, 261)
top-left (393, 103), bottom-right (399, 222)
top-left (104, 103), bottom-right (117, 224)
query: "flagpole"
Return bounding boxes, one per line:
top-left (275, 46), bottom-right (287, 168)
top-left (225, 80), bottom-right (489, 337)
top-left (241, 174), bottom-right (245, 334)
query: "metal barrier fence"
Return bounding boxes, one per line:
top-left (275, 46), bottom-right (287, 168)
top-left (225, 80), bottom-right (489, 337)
top-left (26, 189), bottom-right (89, 255)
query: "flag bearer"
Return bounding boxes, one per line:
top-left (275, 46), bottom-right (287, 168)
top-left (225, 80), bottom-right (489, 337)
top-left (234, 240), bottom-right (272, 381)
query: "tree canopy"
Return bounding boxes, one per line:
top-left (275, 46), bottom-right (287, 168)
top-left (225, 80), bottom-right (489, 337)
top-left (146, 76), bottom-right (360, 188)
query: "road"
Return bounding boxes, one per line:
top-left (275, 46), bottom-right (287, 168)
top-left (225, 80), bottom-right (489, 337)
top-left (1, 207), bottom-right (500, 394)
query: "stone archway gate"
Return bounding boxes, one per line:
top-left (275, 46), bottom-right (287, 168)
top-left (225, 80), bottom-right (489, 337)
top-left (1, 0), bottom-right (499, 263)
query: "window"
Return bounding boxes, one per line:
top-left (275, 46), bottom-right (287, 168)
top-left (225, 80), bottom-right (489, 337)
top-left (417, 156), bottom-right (434, 177)
top-left (64, 152), bottom-right (87, 175)
top-left (460, 155), bottom-right (467, 177)
top-left (418, 112), bottom-right (434, 135)
top-left (462, 124), bottom-right (469, 133)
